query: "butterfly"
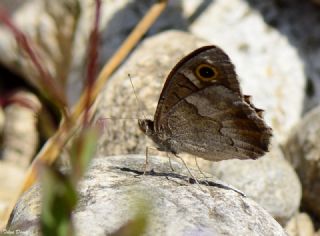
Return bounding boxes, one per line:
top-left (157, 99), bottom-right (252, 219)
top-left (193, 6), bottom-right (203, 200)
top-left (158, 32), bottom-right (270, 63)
top-left (138, 45), bottom-right (272, 162)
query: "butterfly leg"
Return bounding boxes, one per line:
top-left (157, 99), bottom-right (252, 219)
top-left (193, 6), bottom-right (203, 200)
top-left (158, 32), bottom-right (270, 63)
top-left (166, 152), bottom-right (175, 171)
top-left (194, 156), bottom-right (208, 179)
top-left (144, 146), bottom-right (159, 174)
top-left (174, 154), bottom-right (204, 190)
top-left (144, 146), bottom-right (150, 174)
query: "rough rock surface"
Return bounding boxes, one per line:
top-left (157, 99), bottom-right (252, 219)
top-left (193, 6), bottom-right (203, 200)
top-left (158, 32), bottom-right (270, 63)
top-left (211, 142), bottom-right (301, 225)
top-left (187, 0), bottom-right (306, 143)
top-left (284, 105), bottom-right (320, 219)
top-left (8, 155), bottom-right (287, 236)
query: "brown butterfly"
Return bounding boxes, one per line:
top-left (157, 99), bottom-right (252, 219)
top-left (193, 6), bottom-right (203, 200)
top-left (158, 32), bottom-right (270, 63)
top-left (138, 45), bottom-right (272, 162)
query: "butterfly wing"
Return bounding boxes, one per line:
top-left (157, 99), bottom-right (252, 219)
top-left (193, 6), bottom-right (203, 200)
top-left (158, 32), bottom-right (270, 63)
top-left (154, 46), bottom-right (241, 130)
top-left (154, 46), bottom-right (272, 160)
top-left (165, 86), bottom-right (272, 160)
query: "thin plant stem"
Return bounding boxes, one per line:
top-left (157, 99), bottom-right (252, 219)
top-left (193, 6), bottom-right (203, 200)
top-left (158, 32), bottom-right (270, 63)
top-left (83, 0), bottom-right (101, 126)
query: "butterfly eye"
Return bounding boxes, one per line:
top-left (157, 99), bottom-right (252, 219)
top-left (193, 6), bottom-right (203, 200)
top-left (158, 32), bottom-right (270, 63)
top-left (195, 64), bottom-right (218, 82)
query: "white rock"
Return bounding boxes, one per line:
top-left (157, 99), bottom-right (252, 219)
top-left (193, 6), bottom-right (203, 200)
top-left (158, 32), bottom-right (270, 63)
top-left (239, 0), bottom-right (320, 112)
top-left (0, 162), bottom-right (25, 228)
top-left (284, 105), bottom-right (320, 219)
top-left (211, 143), bottom-right (301, 225)
top-left (285, 213), bottom-right (315, 236)
top-left (8, 155), bottom-right (287, 236)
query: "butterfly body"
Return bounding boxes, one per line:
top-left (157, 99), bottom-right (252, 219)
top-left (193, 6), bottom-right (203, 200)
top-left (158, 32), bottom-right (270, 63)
top-left (139, 46), bottom-right (272, 162)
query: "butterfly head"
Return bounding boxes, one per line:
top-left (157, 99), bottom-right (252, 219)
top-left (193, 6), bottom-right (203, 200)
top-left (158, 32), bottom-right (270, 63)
top-left (138, 119), bottom-right (154, 136)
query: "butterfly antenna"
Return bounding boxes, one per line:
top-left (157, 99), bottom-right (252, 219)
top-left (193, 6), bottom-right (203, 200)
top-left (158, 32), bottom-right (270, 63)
top-left (128, 74), bottom-right (147, 120)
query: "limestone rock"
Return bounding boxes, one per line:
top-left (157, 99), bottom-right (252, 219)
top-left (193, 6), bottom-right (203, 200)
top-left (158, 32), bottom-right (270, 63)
top-left (187, 0), bottom-right (306, 143)
top-left (2, 90), bottom-right (41, 168)
top-left (211, 143), bottom-right (301, 225)
top-left (0, 162), bottom-right (25, 228)
top-left (0, 90), bottom-right (41, 228)
top-left (285, 213), bottom-right (315, 236)
top-left (283, 105), bottom-right (320, 218)
top-left (242, 0), bottom-right (320, 112)
top-left (8, 155), bottom-right (287, 236)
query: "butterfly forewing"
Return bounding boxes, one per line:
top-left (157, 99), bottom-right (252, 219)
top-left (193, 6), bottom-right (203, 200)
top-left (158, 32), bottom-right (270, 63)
top-left (154, 46), bottom-right (242, 131)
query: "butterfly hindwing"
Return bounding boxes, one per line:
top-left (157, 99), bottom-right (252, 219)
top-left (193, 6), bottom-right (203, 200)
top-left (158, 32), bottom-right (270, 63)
top-left (164, 86), bottom-right (271, 160)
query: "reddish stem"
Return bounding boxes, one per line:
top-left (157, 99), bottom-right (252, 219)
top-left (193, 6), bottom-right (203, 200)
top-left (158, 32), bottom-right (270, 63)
top-left (83, 0), bottom-right (101, 126)
top-left (0, 7), bottom-right (67, 110)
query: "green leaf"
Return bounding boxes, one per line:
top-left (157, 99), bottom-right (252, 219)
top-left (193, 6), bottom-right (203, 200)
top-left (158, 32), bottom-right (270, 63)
top-left (40, 166), bottom-right (77, 236)
top-left (70, 127), bottom-right (98, 183)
